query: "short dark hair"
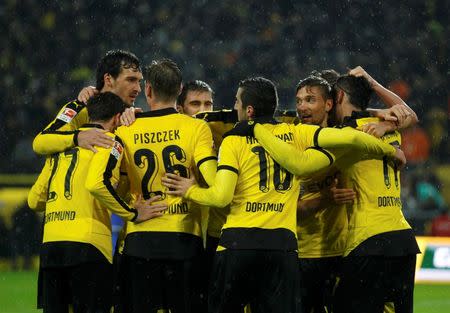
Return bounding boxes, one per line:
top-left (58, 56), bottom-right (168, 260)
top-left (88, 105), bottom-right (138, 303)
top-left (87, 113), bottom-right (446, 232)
top-left (95, 50), bottom-right (141, 90)
top-left (310, 69), bottom-right (340, 85)
top-left (144, 59), bottom-right (182, 103)
top-left (335, 75), bottom-right (373, 110)
top-left (177, 80), bottom-right (214, 106)
top-left (87, 92), bottom-right (127, 122)
top-left (296, 76), bottom-right (333, 100)
top-left (238, 77), bottom-right (278, 118)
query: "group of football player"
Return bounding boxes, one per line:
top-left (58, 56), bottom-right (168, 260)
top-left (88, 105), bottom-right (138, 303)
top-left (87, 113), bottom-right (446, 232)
top-left (29, 49), bottom-right (419, 313)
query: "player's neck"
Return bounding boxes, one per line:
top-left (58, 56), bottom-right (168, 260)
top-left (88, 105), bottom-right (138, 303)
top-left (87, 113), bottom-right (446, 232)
top-left (89, 120), bottom-right (114, 132)
top-left (341, 102), bottom-right (359, 117)
top-left (149, 100), bottom-right (177, 111)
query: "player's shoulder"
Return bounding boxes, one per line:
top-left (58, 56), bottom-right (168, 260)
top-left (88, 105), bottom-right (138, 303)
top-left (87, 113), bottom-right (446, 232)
top-left (56, 100), bottom-right (86, 123)
top-left (195, 109), bottom-right (238, 124)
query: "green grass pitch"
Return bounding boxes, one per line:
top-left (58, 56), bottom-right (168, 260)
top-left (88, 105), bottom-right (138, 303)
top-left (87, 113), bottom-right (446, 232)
top-left (0, 271), bottom-right (449, 312)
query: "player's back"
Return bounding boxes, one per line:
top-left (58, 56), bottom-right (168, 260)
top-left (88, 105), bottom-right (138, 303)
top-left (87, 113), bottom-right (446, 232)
top-left (340, 117), bottom-right (411, 255)
top-left (44, 128), bottom-right (113, 262)
top-left (218, 122), bottom-right (301, 251)
top-left (115, 108), bottom-right (216, 246)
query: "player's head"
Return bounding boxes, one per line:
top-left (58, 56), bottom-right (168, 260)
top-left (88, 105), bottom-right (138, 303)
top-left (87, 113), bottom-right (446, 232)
top-left (177, 80), bottom-right (214, 116)
top-left (334, 75), bottom-right (373, 121)
top-left (235, 77), bottom-right (278, 121)
top-left (144, 59), bottom-right (182, 106)
top-left (96, 50), bottom-right (142, 107)
top-left (87, 92), bottom-right (127, 131)
top-left (310, 69), bottom-right (340, 85)
top-left (295, 75), bottom-right (333, 126)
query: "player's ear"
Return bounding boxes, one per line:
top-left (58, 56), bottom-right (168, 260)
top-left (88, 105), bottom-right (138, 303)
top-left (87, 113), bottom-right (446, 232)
top-left (336, 89), bottom-right (344, 105)
top-left (145, 83), bottom-right (153, 98)
top-left (176, 104), bottom-right (184, 114)
top-left (247, 105), bottom-right (255, 118)
top-left (325, 99), bottom-right (333, 112)
top-left (104, 73), bottom-right (113, 88)
top-left (114, 113), bottom-right (121, 127)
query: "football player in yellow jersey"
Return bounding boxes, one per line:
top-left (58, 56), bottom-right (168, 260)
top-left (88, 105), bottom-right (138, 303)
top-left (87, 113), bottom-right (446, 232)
top-left (29, 50), bottom-right (143, 211)
top-left (176, 80), bottom-right (220, 263)
top-left (163, 77), bottom-right (316, 313)
top-left (87, 59), bottom-right (217, 313)
top-left (32, 92), bottom-right (166, 313)
top-left (332, 75), bottom-right (420, 313)
top-left (294, 73), bottom-right (353, 313)
top-left (294, 68), bottom-right (418, 313)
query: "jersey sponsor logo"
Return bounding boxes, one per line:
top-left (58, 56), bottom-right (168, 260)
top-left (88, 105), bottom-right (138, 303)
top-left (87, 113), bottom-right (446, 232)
top-left (111, 141), bottom-right (123, 160)
top-left (44, 210), bottom-right (76, 223)
top-left (301, 172), bottom-right (338, 194)
top-left (245, 201), bottom-right (285, 213)
top-left (133, 130), bottom-right (181, 144)
top-left (57, 108), bottom-right (77, 123)
top-left (377, 196), bottom-right (402, 207)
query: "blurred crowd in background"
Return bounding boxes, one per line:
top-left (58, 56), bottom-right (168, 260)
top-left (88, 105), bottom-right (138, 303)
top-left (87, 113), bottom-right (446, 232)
top-left (0, 0), bottom-right (448, 266)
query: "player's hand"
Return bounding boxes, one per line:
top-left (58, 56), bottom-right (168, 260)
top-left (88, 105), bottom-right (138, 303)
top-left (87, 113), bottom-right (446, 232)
top-left (385, 104), bottom-right (412, 127)
top-left (392, 148), bottom-right (406, 169)
top-left (76, 128), bottom-right (115, 152)
top-left (161, 173), bottom-right (197, 197)
top-left (120, 107), bottom-right (143, 126)
top-left (229, 120), bottom-right (256, 137)
top-left (361, 121), bottom-right (395, 138)
top-left (371, 108), bottom-right (398, 123)
top-left (134, 194), bottom-right (167, 223)
top-left (328, 178), bottom-right (356, 204)
top-left (348, 66), bottom-right (377, 88)
top-left (77, 86), bottom-right (98, 103)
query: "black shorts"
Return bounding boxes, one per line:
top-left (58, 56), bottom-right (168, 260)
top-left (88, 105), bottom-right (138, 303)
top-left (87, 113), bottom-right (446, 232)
top-left (112, 252), bottom-right (125, 313)
top-left (334, 254), bottom-right (416, 313)
top-left (121, 254), bottom-right (206, 313)
top-left (209, 249), bottom-right (299, 313)
top-left (205, 235), bottom-right (220, 278)
top-left (38, 260), bottom-right (112, 313)
top-left (298, 256), bottom-right (341, 313)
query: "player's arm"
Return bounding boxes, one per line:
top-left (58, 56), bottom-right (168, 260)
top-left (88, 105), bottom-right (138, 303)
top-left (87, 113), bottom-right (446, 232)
top-left (253, 123), bottom-right (402, 178)
top-left (164, 136), bottom-right (237, 207)
top-left (163, 169), bottom-right (237, 208)
top-left (33, 100), bottom-right (114, 155)
top-left (27, 159), bottom-right (53, 211)
top-left (349, 66), bottom-right (418, 128)
top-left (297, 178), bottom-right (355, 219)
top-left (194, 121), bottom-right (218, 187)
top-left (252, 124), bottom-right (333, 178)
top-left (85, 137), bottom-right (166, 222)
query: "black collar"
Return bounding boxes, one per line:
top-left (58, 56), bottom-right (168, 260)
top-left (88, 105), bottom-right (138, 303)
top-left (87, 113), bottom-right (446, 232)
top-left (252, 116), bottom-right (279, 125)
top-left (136, 107), bottom-right (178, 118)
top-left (341, 110), bottom-right (371, 127)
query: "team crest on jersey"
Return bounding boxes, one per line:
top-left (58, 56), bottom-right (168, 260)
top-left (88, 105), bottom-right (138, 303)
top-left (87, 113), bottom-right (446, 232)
top-left (111, 141), bottom-right (123, 160)
top-left (57, 107), bottom-right (77, 123)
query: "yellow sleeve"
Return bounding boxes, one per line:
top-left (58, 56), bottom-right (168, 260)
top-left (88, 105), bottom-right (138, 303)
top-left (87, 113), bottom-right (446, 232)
top-left (254, 123), bottom-right (397, 178)
top-left (27, 158), bottom-right (53, 211)
top-left (253, 124), bottom-right (334, 178)
top-left (316, 126), bottom-right (396, 158)
top-left (33, 100), bottom-right (89, 155)
top-left (85, 136), bottom-right (138, 221)
top-left (186, 137), bottom-right (238, 207)
top-left (186, 169), bottom-right (238, 208)
top-left (194, 120), bottom-right (218, 186)
top-left (198, 159), bottom-right (217, 187)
